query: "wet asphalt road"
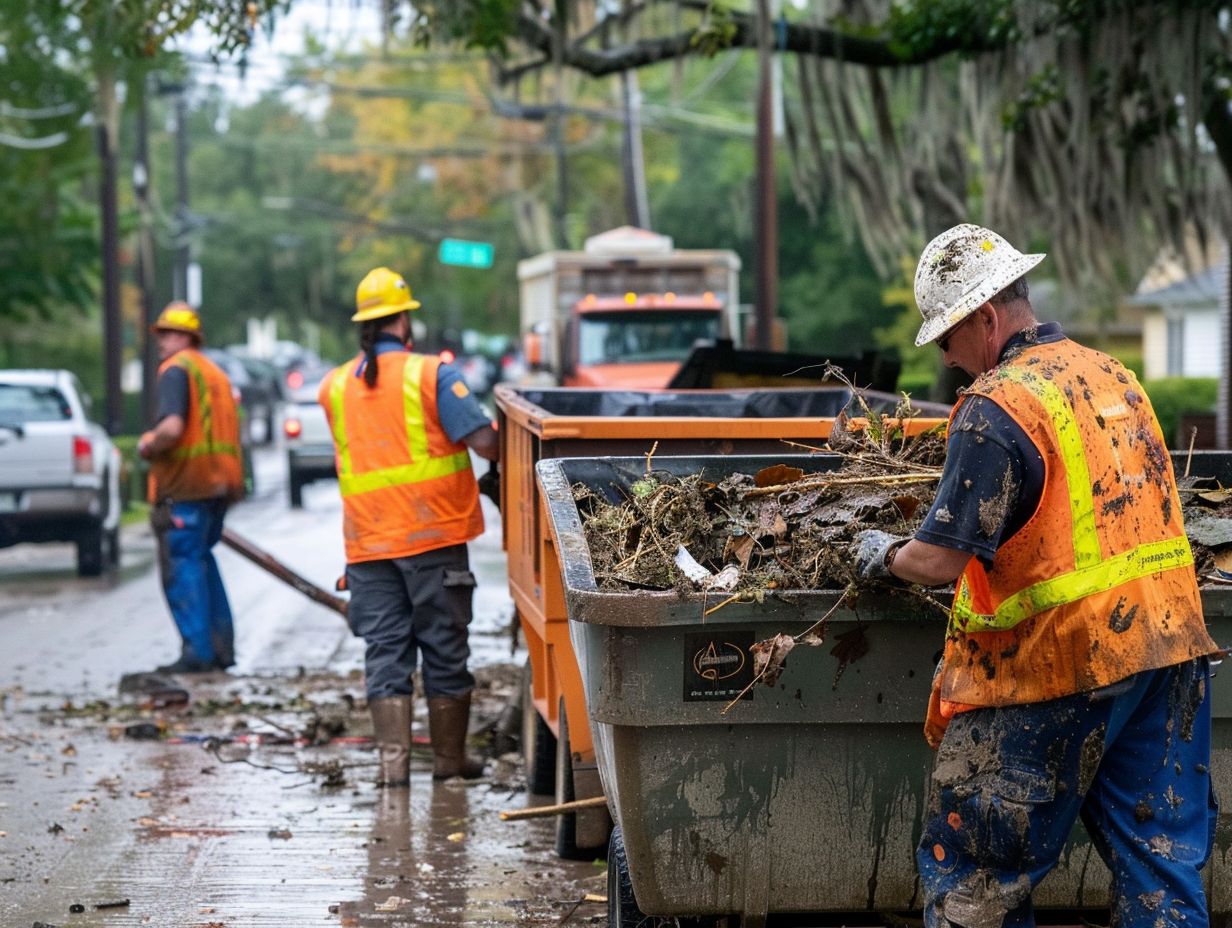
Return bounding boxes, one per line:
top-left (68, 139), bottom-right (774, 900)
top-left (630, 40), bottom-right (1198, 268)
top-left (0, 444), bottom-right (606, 927)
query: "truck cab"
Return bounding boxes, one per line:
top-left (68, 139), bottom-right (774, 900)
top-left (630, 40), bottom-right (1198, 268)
top-left (518, 227), bottom-right (741, 388)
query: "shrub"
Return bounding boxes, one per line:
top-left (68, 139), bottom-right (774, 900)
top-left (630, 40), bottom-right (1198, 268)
top-left (1142, 377), bottom-right (1218, 448)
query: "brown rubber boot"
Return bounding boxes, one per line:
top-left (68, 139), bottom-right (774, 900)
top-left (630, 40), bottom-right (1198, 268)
top-left (427, 693), bottom-right (486, 780)
top-left (369, 696), bottom-right (413, 787)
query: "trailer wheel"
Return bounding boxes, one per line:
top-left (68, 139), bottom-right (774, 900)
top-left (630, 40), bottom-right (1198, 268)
top-left (554, 698), bottom-right (610, 861)
top-left (521, 661), bottom-right (557, 795)
top-left (607, 825), bottom-right (646, 928)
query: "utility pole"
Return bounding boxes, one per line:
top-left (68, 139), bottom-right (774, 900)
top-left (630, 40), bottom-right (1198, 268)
top-left (620, 71), bottom-right (650, 229)
top-left (96, 67), bottom-right (123, 436)
top-left (753, 0), bottom-right (778, 350)
top-left (134, 79), bottom-right (159, 426)
top-left (174, 92), bottom-right (190, 301)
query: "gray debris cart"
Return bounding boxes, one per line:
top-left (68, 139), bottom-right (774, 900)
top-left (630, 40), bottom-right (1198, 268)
top-left (536, 452), bottom-right (1232, 926)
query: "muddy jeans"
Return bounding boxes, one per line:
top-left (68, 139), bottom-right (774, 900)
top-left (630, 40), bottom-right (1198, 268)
top-left (152, 497), bottom-right (234, 668)
top-left (345, 544), bottom-right (477, 700)
top-left (920, 657), bottom-right (1216, 928)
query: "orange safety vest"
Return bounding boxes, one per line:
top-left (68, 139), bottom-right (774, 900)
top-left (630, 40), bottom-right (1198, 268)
top-left (320, 351), bottom-right (482, 564)
top-left (148, 349), bottom-right (243, 503)
top-left (937, 338), bottom-right (1216, 709)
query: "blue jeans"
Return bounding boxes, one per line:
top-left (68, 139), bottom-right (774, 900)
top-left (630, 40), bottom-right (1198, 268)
top-left (155, 498), bottom-right (234, 667)
top-left (345, 544), bottom-right (477, 700)
top-left (920, 657), bottom-right (1216, 928)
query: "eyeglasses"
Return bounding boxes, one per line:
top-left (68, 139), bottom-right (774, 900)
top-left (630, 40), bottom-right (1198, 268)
top-left (935, 314), bottom-right (971, 353)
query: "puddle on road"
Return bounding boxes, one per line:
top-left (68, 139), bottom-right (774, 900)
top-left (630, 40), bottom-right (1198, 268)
top-left (1, 664), bottom-right (607, 927)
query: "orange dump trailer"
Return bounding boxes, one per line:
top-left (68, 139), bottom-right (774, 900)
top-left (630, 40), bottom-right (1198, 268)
top-left (494, 383), bottom-right (949, 859)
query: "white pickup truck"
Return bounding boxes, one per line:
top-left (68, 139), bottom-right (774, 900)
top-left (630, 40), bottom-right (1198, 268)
top-left (0, 370), bottom-right (122, 575)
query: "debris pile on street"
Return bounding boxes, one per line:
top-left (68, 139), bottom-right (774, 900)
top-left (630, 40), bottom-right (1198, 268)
top-left (575, 398), bottom-right (946, 596)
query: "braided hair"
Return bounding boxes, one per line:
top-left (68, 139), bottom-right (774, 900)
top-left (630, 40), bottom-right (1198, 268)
top-left (358, 320), bottom-right (383, 388)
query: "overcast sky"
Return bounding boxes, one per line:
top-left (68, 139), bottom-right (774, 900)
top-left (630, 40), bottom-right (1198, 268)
top-left (172, 0), bottom-right (383, 108)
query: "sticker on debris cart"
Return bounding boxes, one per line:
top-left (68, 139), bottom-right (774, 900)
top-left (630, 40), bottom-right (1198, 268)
top-left (684, 631), bottom-right (755, 701)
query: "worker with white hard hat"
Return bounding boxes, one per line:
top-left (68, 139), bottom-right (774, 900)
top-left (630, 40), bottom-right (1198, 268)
top-left (853, 224), bottom-right (1218, 928)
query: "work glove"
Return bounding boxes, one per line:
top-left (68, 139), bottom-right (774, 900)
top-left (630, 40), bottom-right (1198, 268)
top-left (852, 529), bottom-right (906, 581)
top-left (477, 462), bottom-right (501, 510)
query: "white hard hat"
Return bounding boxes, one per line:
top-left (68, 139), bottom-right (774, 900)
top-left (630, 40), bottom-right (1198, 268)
top-left (913, 223), bottom-right (1046, 347)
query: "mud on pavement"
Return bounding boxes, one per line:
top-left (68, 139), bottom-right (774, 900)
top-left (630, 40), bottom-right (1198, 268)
top-left (0, 663), bottom-right (606, 927)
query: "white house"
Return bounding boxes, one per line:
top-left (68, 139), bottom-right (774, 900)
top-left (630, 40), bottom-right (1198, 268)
top-left (1129, 262), bottom-right (1225, 380)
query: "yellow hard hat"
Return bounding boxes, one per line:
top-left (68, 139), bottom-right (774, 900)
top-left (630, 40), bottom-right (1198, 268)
top-left (352, 267), bottom-right (421, 322)
top-left (151, 301), bottom-right (203, 339)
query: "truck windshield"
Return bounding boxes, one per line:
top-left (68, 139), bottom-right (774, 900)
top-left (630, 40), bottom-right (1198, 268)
top-left (0, 384), bottom-right (72, 423)
top-left (577, 311), bottom-right (722, 366)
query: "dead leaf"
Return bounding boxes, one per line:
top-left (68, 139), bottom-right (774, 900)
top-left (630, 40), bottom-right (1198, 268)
top-left (750, 633), bottom-right (796, 687)
top-left (831, 627), bottom-right (870, 689)
top-left (891, 495), bottom-right (921, 521)
top-left (754, 464), bottom-right (804, 488)
top-left (1198, 488), bottom-right (1232, 505)
top-left (447, 831), bottom-right (465, 842)
top-left (724, 533), bottom-right (755, 568)
top-left (1215, 548), bottom-right (1232, 573)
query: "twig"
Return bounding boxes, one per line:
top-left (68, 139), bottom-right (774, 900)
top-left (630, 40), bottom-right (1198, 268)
top-left (780, 439), bottom-right (826, 453)
top-left (742, 470), bottom-right (940, 498)
top-left (1185, 426), bottom-right (1197, 478)
top-left (644, 440), bottom-right (659, 474)
top-left (720, 594), bottom-right (849, 716)
top-left (703, 591), bottom-right (743, 616)
top-left (499, 795), bottom-right (609, 821)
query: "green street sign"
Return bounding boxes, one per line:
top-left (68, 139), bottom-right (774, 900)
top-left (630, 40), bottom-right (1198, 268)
top-left (438, 238), bottom-right (494, 269)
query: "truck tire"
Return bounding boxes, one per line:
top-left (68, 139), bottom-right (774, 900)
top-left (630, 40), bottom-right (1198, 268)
top-left (289, 473), bottom-right (304, 509)
top-left (76, 522), bottom-right (105, 577)
top-left (554, 698), bottom-right (611, 861)
top-left (521, 660), bottom-right (557, 796)
top-left (105, 526), bottom-right (120, 568)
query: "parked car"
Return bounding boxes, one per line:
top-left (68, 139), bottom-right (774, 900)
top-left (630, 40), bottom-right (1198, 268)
top-left (0, 370), bottom-right (122, 575)
top-left (203, 348), bottom-right (280, 445)
top-left (282, 367), bottom-right (336, 508)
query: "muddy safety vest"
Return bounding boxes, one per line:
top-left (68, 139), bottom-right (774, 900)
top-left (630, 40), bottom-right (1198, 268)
top-left (148, 349), bottom-right (243, 504)
top-left (937, 338), bottom-right (1216, 709)
top-left (321, 351), bottom-right (482, 564)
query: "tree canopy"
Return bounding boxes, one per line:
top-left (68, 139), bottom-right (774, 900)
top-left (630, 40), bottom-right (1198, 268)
top-left (404, 1), bottom-right (1232, 295)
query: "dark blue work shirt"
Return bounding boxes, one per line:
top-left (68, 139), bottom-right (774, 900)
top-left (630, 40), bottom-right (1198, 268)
top-left (155, 365), bottom-right (190, 423)
top-left (356, 334), bottom-right (492, 444)
top-left (915, 322), bottom-right (1067, 565)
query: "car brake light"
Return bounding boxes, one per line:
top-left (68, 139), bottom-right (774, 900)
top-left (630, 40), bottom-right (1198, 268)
top-left (439, 349), bottom-right (456, 364)
top-left (284, 418), bottom-right (303, 439)
top-left (72, 435), bottom-right (93, 474)
top-left (287, 370), bottom-right (304, 390)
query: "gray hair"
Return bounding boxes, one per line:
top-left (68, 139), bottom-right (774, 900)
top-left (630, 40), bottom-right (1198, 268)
top-left (989, 276), bottom-right (1029, 307)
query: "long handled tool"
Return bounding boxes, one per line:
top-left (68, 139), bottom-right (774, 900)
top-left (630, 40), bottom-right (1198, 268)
top-left (221, 527), bottom-right (349, 618)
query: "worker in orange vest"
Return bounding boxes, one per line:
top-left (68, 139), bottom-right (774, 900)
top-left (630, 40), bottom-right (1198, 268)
top-left (321, 268), bottom-right (499, 787)
top-left (854, 225), bottom-right (1219, 928)
top-left (139, 302), bottom-right (244, 674)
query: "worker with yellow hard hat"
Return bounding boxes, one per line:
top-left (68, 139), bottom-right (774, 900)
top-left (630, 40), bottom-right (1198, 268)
top-left (139, 301), bottom-right (244, 675)
top-left (319, 268), bottom-right (499, 787)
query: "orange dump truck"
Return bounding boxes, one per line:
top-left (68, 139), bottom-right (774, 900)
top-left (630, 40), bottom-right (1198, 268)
top-left (494, 383), bottom-right (950, 859)
top-left (517, 227), bottom-right (743, 389)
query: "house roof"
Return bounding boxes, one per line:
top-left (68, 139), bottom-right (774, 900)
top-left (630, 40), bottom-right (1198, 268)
top-left (1127, 263), bottom-right (1225, 308)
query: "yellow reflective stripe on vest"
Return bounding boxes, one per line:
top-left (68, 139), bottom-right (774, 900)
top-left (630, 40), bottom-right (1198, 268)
top-left (1003, 368), bottom-right (1100, 567)
top-left (951, 366), bottom-right (1193, 632)
top-left (170, 355), bottom-right (236, 461)
top-left (329, 355), bottom-right (470, 498)
top-left (952, 535), bottom-right (1193, 631)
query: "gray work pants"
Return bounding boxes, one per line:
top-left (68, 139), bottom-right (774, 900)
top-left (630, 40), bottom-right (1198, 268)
top-left (345, 544), bottom-right (477, 700)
